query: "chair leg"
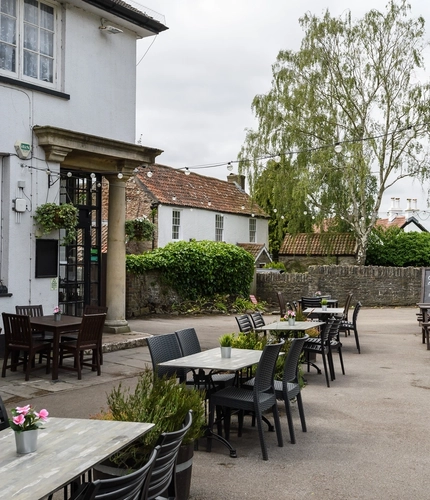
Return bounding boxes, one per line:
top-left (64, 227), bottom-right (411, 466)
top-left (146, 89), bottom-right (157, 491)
top-left (76, 352), bottom-right (82, 380)
top-left (255, 412), bottom-right (269, 461)
top-left (296, 392), bottom-right (307, 433)
top-left (272, 404), bottom-right (283, 448)
top-left (354, 327), bottom-right (361, 354)
top-left (321, 351), bottom-right (330, 388)
top-left (284, 396), bottom-right (296, 444)
top-left (338, 347), bottom-right (345, 375)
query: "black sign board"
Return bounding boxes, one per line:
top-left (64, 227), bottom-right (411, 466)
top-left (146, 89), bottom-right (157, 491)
top-left (35, 239), bottom-right (58, 278)
top-left (421, 268), bottom-right (430, 302)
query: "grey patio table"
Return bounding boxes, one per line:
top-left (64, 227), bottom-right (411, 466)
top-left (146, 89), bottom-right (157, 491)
top-left (258, 320), bottom-right (325, 335)
top-left (159, 347), bottom-right (264, 458)
top-left (0, 417), bottom-right (154, 500)
top-left (302, 307), bottom-right (344, 316)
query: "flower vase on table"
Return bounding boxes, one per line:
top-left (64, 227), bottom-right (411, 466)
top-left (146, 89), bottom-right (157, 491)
top-left (9, 404), bottom-right (49, 455)
top-left (53, 306), bottom-right (61, 321)
top-left (288, 318), bottom-right (295, 326)
top-left (286, 310), bottom-right (296, 326)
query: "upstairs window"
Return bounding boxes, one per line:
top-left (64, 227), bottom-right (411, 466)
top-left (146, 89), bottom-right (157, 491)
top-left (215, 214), bottom-right (224, 242)
top-left (1, 0), bottom-right (57, 85)
top-left (172, 210), bottom-right (181, 240)
top-left (249, 218), bottom-right (256, 242)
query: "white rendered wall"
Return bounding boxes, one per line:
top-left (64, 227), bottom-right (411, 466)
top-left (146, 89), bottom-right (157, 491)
top-left (157, 206), bottom-right (269, 248)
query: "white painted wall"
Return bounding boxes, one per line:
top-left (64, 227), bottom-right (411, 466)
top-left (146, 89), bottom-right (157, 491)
top-left (157, 205), bottom-right (269, 248)
top-left (0, 0), bottom-right (142, 314)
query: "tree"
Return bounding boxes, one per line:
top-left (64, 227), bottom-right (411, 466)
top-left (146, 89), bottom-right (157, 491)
top-left (238, 1), bottom-right (430, 264)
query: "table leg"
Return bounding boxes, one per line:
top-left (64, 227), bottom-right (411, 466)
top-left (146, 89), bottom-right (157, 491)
top-left (52, 330), bottom-right (59, 380)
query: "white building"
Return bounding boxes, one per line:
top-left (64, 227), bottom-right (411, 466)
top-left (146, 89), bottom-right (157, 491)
top-left (0, 0), bottom-right (167, 331)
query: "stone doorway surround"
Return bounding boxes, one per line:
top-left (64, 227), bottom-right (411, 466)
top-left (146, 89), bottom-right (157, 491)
top-left (33, 126), bottom-right (163, 332)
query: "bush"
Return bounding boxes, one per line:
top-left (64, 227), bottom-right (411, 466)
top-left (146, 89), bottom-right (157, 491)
top-left (126, 240), bottom-right (255, 300)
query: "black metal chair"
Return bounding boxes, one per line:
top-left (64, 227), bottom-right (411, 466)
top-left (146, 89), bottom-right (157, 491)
top-left (146, 333), bottom-right (188, 383)
top-left (58, 313), bottom-right (106, 380)
top-left (147, 410), bottom-right (193, 500)
top-left (208, 341), bottom-right (284, 460)
top-left (301, 297), bottom-right (322, 319)
top-left (235, 314), bottom-right (253, 334)
top-left (1, 312), bottom-right (51, 381)
top-left (303, 318), bottom-right (333, 387)
top-left (73, 446), bottom-right (158, 500)
top-left (339, 301), bottom-right (361, 353)
top-left (277, 291), bottom-right (286, 316)
top-left (244, 335), bottom-right (308, 444)
top-left (0, 395), bottom-right (10, 431)
top-left (175, 327), bottom-right (235, 389)
top-left (249, 312), bottom-right (267, 335)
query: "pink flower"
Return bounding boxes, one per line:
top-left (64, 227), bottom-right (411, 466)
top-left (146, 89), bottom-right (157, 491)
top-left (36, 409), bottom-right (49, 421)
top-left (13, 414), bottom-right (25, 426)
top-left (15, 405), bottom-right (31, 415)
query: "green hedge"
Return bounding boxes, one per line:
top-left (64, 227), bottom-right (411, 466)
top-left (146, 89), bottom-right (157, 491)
top-left (126, 240), bottom-right (255, 300)
top-left (366, 227), bottom-right (430, 267)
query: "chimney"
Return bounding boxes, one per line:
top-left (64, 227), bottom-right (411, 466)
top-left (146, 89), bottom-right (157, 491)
top-left (227, 173), bottom-right (245, 191)
top-left (405, 197), bottom-right (418, 220)
top-left (387, 197), bottom-right (403, 222)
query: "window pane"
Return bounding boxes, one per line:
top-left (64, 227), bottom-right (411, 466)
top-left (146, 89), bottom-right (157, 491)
top-left (24, 23), bottom-right (37, 50)
top-left (40, 2), bottom-right (53, 30)
top-left (1, 0), bottom-right (16, 17)
top-left (40, 28), bottom-right (52, 55)
top-left (1, 15), bottom-right (16, 43)
top-left (0, 41), bottom-right (15, 70)
top-left (24, 0), bottom-right (38, 24)
top-left (23, 49), bottom-right (37, 77)
top-left (39, 54), bottom-right (52, 81)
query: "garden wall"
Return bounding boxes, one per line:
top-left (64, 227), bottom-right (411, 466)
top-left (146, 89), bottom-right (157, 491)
top-left (256, 265), bottom-right (422, 308)
top-left (126, 265), bottom-right (423, 317)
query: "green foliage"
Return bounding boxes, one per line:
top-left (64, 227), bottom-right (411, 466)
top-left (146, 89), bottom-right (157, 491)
top-left (126, 240), bottom-right (255, 300)
top-left (232, 296), bottom-right (266, 313)
top-left (34, 203), bottom-right (78, 245)
top-left (219, 333), bottom-right (234, 347)
top-left (125, 217), bottom-right (155, 242)
top-left (263, 261), bottom-right (286, 270)
top-left (366, 226), bottom-right (430, 267)
top-left (105, 369), bottom-right (206, 469)
top-left (239, 1), bottom-right (430, 264)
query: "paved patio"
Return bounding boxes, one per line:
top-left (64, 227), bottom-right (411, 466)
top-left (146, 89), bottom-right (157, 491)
top-left (1, 307), bottom-right (429, 499)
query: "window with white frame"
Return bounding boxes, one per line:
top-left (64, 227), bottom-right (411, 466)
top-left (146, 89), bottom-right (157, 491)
top-left (0, 0), bottom-right (57, 85)
top-left (172, 210), bottom-right (181, 240)
top-left (249, 218), bottom-right (256, 242)
top-left (215, 214), bottom-right (224, 242)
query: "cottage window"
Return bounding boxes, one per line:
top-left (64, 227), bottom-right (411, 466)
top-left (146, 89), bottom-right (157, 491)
top-left (215, 214), bottom-right (223, 242)
top-left (0, 0), bottom-right (58, 86)
top-left (249, 218), bottom-right (256, 243)
top-left (172, 210), bottom-right (181, 240)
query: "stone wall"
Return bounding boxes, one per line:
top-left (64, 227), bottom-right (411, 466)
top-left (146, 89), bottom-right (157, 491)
top-left (256, 265), bottom-right (422, 307)
top-left (126, 265), bottom-right (423, 317)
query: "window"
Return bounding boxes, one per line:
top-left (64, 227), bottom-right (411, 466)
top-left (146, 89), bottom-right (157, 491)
top-left (215, 214), bottom-right (224, 242)
top-left (172, 210), bottom-right (181, 240)
top-left (249, 218), bottom-right (256, 243)
top-left (0, 0), bottom-right (57, 85)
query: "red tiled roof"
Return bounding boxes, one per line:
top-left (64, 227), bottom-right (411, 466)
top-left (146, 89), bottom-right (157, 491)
top-left (376, 216), bottom-right (406, 229)
top-left (134, 164), bottom-right (268, 218)
top-left (237, 243), bottom-right (267, 259)
top-left (280, 233), bottom-right (356, 256)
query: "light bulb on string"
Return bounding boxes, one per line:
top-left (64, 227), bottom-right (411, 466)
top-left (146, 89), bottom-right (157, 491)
top-left (90, 172), bottom-right (96, 179)
top-left (147, 171), bottom-right (153, 178)
top-left (334, 143), bottom-right (342, 154)
top-left (273, 208), bottom-right (277, 213)
top-left (185, 168), bottom-right (190, 176)
top-left (67, 171), bottom-right (72, 177)
top-left (406, 125), bottom-right (415, 138)
top-left (227, 162), bottom-right (233, 172)
top-left (274, 156), bottom-right (281, 163)
top-left (117, 173), bottom-right (123, 179)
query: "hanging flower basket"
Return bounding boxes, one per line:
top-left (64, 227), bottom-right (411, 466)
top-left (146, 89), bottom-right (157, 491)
top-left (34, 203), bottom-right (78, 245)
top-left (125, 217), bottom-right (155, 242)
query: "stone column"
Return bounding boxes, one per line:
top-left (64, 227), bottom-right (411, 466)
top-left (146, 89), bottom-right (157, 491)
top-left (104, 174), bottom-right (130, 333)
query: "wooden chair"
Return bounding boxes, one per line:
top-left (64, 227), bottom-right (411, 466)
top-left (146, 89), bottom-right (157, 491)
top-left (15, 304), bottom-right (53, 363)
top-left (59, 313), bottom-right (106, 380)
top-left (1, 313), bottom-right (51, 381)
top-left (0, 394), bottom-right (10, 431)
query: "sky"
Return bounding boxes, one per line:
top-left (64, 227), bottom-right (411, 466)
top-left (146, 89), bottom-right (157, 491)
top-left (135, 0), bottom-right (430, 223)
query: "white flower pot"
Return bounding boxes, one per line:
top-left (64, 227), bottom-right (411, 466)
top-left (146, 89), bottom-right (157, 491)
top-left (288, 318), bottom-right (295, 326)
top-left (15, 430), bottom-right (38, 454)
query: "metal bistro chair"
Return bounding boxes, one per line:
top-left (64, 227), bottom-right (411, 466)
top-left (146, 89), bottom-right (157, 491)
top-left (303, 318), bottom-right (333, 387)
top-left (301, 297), bottom-right (322, 320)
top-left (1, 312), bottom-right (51, 381)
top-left (208, 341), bottom-right (284, 461)
top-left (147, 410), bottom-right (193, 500)
top-left (250, 312), bottom-right (267, 335)
top-left (339, 301), bottom-right (362, 354)
top-left (0, 394), bottom-right (10, 431)
top-left (235, 314), bottom-right (253, 334)
top-left (146, 333), bottom-right (188, 383)
top-left (175, 328), bottom-right (235, 390)
top-left (58, 313), bottom-right (106, 380)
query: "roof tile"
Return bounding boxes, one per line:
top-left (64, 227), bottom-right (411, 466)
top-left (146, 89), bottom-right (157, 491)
top-left (280, 233), bottom-right (356, 256)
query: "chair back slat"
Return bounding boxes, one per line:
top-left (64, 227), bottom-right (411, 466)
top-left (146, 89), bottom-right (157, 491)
top-left (175, 328), bottom-right (201, 356)
top-left (352, 301), bottom-right (361, 324)
top-left (283, 335), bottom-right (308, 385)
top-left (15, 305), bottom-right (44, 317)
top-left (301, 297), bottom-right (322, 309)
top-left (253, 341), bottom-right (284, 396)
top-left (76, 314), bottom-right (106, 349)
top-left (2, 313), bottom-right (34, 347)
top-left (147, 411), bottom-right (193, 500)
top-left (250, 312), bottom-right (265, 330)
top-left (277, 292), bottom-right (286, 316)
top-left (235, 314), bottom-right (253, 333)
top-left (147, 334), bottom-right (187, 382)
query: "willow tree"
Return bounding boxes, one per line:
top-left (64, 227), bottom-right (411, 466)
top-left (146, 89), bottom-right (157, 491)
top-left (239, 0), bottom-right (430, 264)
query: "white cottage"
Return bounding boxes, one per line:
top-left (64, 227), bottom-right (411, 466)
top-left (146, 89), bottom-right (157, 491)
top-left (0, 0), bottom-right (167, 332)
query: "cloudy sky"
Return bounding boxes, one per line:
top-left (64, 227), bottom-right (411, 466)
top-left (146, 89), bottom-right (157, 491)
top-left (135, 0), bottom-right (430, 221)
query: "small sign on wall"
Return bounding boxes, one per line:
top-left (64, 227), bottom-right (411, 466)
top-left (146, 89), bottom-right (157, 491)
top-left (50, 278), bottom-right (58, 291)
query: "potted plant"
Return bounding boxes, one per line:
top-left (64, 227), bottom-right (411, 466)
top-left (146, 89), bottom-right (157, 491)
top-left (125, 217), bottom-right (155, 242)
top-left (9, 404), bottom-right (49, 454)
top-left (219, 333), bottom-right (234, 358)
top-left (34, 203), bottom-right (78, 245)
top-left (93, 368), bottom-right (206, 500)
top-left (321, 298), bottom-right (328, 311)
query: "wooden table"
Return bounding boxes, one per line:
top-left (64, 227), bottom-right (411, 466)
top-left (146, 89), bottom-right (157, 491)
top-left (0, 417), bottom-right (154, 500)
top-left (159, 347), bottom-right (264, 457)
top-left (30, 315), bottom-right (82, 380)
